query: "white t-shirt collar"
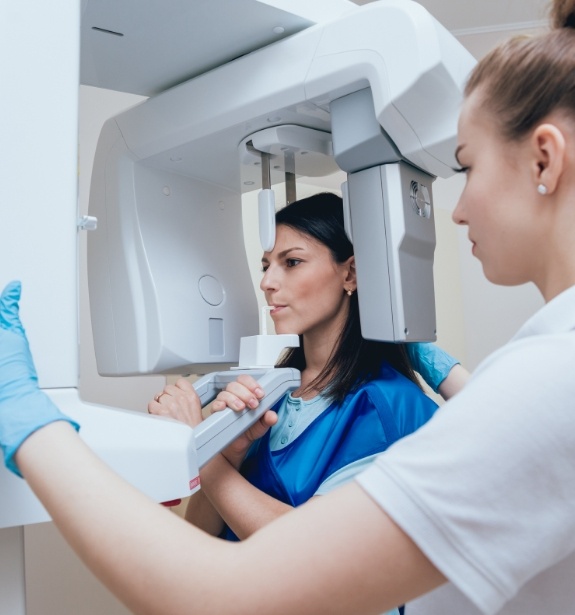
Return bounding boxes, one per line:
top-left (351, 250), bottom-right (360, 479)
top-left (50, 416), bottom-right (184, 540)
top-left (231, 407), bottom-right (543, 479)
top-left (512, 284), bottom-right (575, 341)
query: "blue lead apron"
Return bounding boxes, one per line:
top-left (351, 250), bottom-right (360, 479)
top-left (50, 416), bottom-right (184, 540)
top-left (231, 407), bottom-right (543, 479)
top-left (221, 365), bottom-right (438, 541)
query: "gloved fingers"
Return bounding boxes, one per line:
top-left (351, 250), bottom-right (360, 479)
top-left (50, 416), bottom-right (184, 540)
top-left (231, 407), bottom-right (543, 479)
top-left (0, 281), bottom-right (25, 334)
top-left (406, 341), bottom-right (459, 392)
top-left (0, 282), bottom-right (39, 390)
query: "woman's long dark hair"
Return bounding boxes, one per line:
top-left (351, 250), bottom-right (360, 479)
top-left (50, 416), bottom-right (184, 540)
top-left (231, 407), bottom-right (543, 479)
top-left (274, 192), bottom-right (420, 403)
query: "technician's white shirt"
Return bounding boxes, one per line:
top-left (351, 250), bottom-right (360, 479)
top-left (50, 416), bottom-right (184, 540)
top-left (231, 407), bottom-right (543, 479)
top-left (357, 284), bottom-right (575, 615)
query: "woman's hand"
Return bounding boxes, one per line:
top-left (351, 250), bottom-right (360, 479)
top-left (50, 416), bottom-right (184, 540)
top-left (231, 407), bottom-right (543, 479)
top-left (147, 378), bottom-right (203, 427)
top-left (211, 374), bottom-right (276, 469)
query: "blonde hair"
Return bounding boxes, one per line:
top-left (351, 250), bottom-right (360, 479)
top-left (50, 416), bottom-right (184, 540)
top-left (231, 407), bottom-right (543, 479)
top-left (465, 0), bottom-right (575, 140)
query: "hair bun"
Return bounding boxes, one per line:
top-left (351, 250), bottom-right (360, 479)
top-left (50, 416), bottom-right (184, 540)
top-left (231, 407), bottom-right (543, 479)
top-left (551, 0), bottom-right (575, 29)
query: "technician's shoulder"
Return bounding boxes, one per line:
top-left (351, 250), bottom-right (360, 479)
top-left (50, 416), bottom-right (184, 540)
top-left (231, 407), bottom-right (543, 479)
top-left (437, 329), bottom-right (575, 454)
top-left (472, 329), bottom-right (575, 402)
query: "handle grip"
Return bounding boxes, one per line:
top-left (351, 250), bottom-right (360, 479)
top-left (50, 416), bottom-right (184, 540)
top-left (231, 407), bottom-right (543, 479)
top-left (192, 367), bottom-right (300, 468)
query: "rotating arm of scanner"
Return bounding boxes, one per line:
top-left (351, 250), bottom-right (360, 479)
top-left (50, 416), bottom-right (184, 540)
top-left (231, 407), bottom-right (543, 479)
top-left (192, 367), bottom-right (300, 468)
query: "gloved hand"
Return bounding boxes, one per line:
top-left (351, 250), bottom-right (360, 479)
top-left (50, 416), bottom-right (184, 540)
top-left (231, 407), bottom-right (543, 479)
top-left (407, 342), bottom-right (460, 393)
top-left (0, 281), bottom-right (79, 477)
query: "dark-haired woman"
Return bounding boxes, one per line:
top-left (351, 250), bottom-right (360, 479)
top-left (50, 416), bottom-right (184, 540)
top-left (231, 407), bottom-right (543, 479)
top-left (150, 193), bottom-right (446, 556)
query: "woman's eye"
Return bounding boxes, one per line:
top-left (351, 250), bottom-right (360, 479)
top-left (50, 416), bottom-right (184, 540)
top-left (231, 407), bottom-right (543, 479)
top-left (261, 265), bottom-right (269, 273)
top-left (454, 166), bottom-right (470, 174)
top-left (286, 259), bottom-right (301, 268)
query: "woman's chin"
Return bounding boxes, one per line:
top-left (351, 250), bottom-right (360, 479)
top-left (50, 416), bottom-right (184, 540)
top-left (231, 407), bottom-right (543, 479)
top-left (274, 323), bottom-right (300, 336)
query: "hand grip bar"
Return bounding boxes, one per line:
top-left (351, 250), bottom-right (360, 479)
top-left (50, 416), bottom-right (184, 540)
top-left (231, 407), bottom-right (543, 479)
top-left (192, 367), bottom-right (300, 468)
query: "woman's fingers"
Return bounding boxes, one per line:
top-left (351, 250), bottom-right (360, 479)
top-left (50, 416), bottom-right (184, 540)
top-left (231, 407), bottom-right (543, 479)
top-left (212, 376), bottom-right (265, 412)
top-left (147, 379), bottom-right (203, 427)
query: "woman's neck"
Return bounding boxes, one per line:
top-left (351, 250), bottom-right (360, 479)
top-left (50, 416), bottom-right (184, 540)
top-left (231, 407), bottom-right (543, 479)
top-left (296, 317), bottom-right (345, 399)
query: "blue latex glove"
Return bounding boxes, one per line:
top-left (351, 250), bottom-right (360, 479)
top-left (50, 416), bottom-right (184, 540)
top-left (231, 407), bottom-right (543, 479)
top-left (407, 342), bottom-right (460, 393)
top-left (0, 281), bottom-right (79, 477)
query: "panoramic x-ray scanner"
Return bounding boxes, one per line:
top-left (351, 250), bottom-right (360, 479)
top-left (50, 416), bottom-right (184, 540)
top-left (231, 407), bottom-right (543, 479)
top-left (88, 0), bottom-right (475, 379)
top-left (0, 1), bottom-right (475, 607)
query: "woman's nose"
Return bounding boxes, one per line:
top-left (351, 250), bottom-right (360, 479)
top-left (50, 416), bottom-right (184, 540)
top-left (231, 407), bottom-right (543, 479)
top-left (260, 265), bottom-right (278, 292)
top-left (452, 197), bottom-right (468, 226)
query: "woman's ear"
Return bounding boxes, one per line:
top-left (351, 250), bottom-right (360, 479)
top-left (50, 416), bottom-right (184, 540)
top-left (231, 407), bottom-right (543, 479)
top-left (344, 256), bottom-right (356, 290)
top-left (531, 122), bottom-right (567, 194)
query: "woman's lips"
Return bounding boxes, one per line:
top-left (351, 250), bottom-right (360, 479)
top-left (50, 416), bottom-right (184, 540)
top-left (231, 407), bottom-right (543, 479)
top-left (269, 305), bottom-right (286, 317)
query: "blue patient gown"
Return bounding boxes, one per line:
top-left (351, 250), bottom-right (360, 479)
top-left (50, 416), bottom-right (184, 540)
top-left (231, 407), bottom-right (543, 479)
top-left (221, 363), bottom-right (438, 615)
top-left (223, 362), bottom-right (437, 521)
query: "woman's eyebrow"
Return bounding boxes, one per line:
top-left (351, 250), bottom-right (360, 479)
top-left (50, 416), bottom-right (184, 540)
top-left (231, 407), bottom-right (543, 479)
top-left (262, 247), bottom-right (306, 263)
top-left (277, 246), bottom-right (305, 258)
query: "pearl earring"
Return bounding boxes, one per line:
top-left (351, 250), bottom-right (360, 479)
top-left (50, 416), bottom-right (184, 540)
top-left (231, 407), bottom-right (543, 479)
top-left (537, 184), bottom-right (548, 195)
top-left (346, 289), bottom-right (353, 296)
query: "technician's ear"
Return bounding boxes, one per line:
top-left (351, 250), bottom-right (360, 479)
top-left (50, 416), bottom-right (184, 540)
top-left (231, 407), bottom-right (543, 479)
top-left (531, 122), bottom-right (567, 194)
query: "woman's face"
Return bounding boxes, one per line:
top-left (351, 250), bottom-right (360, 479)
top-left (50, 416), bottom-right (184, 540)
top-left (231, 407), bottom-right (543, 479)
top-left (260, 224), bottom-right (354, 339)
top-left (452, 90), bottom-right (543, 287)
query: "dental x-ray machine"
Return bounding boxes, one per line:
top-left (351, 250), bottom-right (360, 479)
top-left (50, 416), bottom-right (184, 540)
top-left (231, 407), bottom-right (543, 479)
top-left (0, 0), bottom-right (474, 611)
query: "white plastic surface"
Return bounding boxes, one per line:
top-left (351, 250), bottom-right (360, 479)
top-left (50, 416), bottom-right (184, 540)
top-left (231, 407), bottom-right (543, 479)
top-left (237, 333), bottom-right (300, 368)
top-left (0, 0), bottom-right (79, 390)
top-left (80, 0), bottom-right (357, 96)
top-left (349, 162), bottom-right (437, 342)
top-left (0, 389), bottom-right (199, 530)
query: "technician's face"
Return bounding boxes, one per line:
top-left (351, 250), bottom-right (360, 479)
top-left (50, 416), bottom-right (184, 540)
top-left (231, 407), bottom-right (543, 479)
top-left (260, 225), bottom-right (352, 338)
top-left (452, 90), bottom-right (538, 287)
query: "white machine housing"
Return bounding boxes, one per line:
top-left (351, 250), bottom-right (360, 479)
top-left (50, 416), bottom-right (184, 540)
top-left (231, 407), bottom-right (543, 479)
top-left (88, 0), bottom-right (475, 376)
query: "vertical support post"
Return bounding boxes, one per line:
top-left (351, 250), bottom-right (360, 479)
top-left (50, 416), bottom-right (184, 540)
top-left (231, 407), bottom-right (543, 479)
top-left (284, 150), bottom-right (296, 204)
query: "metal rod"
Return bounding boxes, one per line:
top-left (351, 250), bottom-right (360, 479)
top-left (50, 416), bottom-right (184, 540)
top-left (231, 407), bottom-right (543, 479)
top-left (261, 151), bottom-right (271, 190)
top-left (284, 150), bottom-right (296, 204)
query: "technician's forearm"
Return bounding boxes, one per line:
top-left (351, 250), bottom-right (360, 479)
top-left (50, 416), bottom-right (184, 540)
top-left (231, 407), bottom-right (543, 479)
top-left (15, 422), bottom-right (238, 614)
top-left (15, 423), bottom-right (446, 615)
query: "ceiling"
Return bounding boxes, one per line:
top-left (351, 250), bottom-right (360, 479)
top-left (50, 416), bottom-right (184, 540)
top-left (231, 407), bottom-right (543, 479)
top-left (352, 0), bottom-right (550, 57)
top-left (353, 0), bottom-right (548, 33)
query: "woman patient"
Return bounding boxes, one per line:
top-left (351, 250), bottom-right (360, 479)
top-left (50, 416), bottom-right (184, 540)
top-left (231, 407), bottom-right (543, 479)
top-left (149, 193), bottom-right (455, 551)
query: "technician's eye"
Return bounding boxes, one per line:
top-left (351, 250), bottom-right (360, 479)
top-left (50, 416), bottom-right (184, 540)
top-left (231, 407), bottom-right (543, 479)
top-left (261, 264), bottom-right (269, 273)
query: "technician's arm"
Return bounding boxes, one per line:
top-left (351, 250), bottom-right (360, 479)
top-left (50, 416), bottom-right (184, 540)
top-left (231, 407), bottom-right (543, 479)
top-left (16, 422), bottom-right (445, 615)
